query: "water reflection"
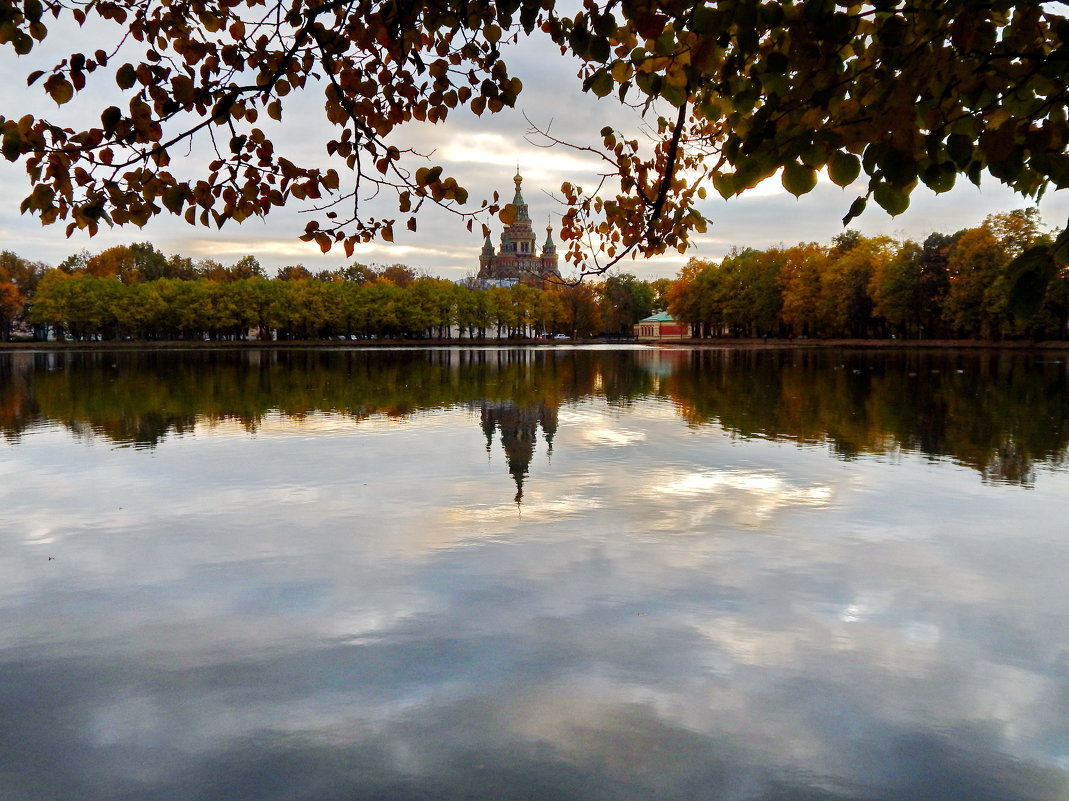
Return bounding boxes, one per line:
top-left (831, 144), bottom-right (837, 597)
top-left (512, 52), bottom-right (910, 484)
top-left (3, 347), bottom-right (1069, 800)
top-left (2, 347), bottom-right (1068, 486)
top-left (479, 401), bottom-right (557, 504)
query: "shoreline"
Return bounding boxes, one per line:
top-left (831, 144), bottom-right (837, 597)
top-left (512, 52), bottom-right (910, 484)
top-left (2, 337), bottom-right (1069, 351)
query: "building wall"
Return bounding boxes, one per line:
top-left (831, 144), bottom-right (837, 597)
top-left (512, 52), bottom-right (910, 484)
top-left (634, 320), bottom-right (689, 340)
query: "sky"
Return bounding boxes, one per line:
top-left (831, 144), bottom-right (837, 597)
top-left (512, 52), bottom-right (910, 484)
top-left (2, 16), bottom-right (1069, 281)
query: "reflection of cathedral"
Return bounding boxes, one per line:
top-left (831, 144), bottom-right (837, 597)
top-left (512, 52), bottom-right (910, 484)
top-left (477, 170), bottom-right (560, 285)
top-left (480, 401), bottom-right (558, 504)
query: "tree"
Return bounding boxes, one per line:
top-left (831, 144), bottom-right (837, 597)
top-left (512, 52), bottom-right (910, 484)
top-left (600, 273), bottom-right (654, 335)
top-left (83, 241), bottom-right (167, 283)
top-left (821, 235), bottom-right (893, 338)
top-left (0, 280), bottom-right (20, 340)
top-left (715, 248), bottom-right (783, 336)
top-left (777, 243), bottom-right (829, 338)
top-left (3, 0), bottom-right (1069, 279)
top-left (666, 258), bottom-right (709, 337)
top-left (277, 264), bottom-right (314, 281)
top-left (869, 241), bottom-right (924, 339)
top-left (553, 282), bottom-right (602, 339)
top-left (944, 227), bottom-right (1007, 338)
top-left (0, 250), bottom-right (45, 339)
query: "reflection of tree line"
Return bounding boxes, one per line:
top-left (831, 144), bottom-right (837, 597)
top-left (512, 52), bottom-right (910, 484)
top-left (665, 349), bottom-right (1069, 485)
top-left (1, 348), bottom-right (1067, 486)
top-left (0, 349), bottom-right (639, 447)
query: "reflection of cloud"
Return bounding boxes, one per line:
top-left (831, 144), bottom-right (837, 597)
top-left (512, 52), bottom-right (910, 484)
top-left (645, 468), bottom-right (832, 528)
top-left (560, 409), bottom-right (647, 449)
top-left (581, 428), bottom-right (646, 447)
top-left (441, 493), bottom-right (604, 533)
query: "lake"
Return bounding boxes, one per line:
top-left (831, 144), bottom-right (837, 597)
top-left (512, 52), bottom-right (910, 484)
top-left (2, 346), bottom-right (1068, 801)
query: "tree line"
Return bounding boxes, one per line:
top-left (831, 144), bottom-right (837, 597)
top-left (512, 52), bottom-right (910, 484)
top-left (0, 242), bottom-right (667, 342)
top-left (3, 207), bottom-right (1067, 343)
top-left (668, 209), bottom-right (1069, 341)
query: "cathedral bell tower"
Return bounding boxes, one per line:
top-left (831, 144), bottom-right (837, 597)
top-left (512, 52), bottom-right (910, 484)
top-left (477, 169), bottom-right (561, 284)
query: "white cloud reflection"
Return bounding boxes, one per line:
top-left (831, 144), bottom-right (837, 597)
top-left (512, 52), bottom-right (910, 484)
top-left (643, 467), bottom-right (833, 529)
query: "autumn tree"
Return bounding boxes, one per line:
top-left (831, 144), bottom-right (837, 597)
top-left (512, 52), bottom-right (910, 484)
top-left (553, 282), bottom-right (602, 338)
top-left (0, 267), bottom-right (21, 340)
top-left (820, 235), bottom-right (893, 337)
top-left (3, 0), bottom-right (1069, 286)
top-left (0, 250), bottom-right (45, 339)
top-left (666, 258), bottom-right (711, 337)
top-left (943, 226), bottom-right (1007, 338)
top-left (277, 264), bottom-right (314, 281)
top-left (777, 243), bottom-right (829, 338)
top-left (868, 241), bottom-right (924, 338)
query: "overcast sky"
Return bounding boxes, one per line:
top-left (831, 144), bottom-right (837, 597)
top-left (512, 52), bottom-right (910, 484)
top-left (2, 21), bottom-right (1068, 281)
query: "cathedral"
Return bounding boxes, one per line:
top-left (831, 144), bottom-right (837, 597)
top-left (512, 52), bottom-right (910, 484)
top-left (477, 170), bottom-right (561, 285)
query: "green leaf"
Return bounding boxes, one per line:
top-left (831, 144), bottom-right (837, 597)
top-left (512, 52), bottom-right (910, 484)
top-left (23, 0), bottom-right (43, 23)
top-left (588, 69), bottom-right (613, 98)
top-left (47, 77), bottom-right (74, 105)
top-left (842, 196), bottom-right (867, 225)
top-left (660, 83), bottom-right (686, 107)
top-left (100, 105), bottom-right (122, 132)
top-left (2, 134), bottom-right (22, 162)
top-left (946, 133), bottom-right (973, 167)
top-left (588, 34), bottom-right (611, 63)
top-left (712, 172), bottom-right (735, 199)
top-left (691, 5), bottom-right (718, 34)
top-left (873, 183), bottom-right (909, 216)
top-left (882, 149), bottom-right (917, 188)
top-left (920, 162), bottom-right (956, 193)
top-left (828, 151), bottom-right (861, 187)
top-left (782, 161), bottom-right (817, 196)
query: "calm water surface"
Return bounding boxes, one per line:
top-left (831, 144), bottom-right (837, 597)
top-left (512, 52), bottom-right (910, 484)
top-left (2, 346), bottom-right (1069, 800)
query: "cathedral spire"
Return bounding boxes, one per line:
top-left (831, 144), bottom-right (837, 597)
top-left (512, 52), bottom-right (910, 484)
top-left (476, 167), bottom-right (560, 284)
top-left (512, 168), bottom-right (530, 220)
top-left (543, 217), bottom-right (556, 256)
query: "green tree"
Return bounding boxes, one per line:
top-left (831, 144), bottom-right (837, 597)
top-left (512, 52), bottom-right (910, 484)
top-left (716, 249), bottom-right (783, 337)
top-left (600, 274), bottom-right (655, 335)
top-left (648, 278), bottom-right (673, 312)
top-left (869, 241), bottom-right (924, 339)
top-left (113, 281), bottom-right (166, 339)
